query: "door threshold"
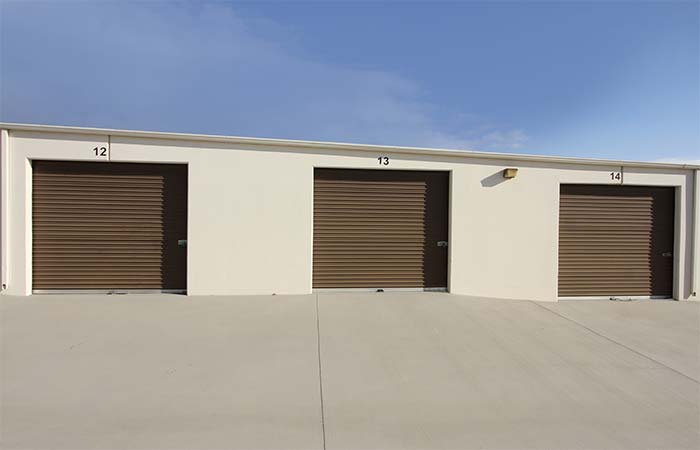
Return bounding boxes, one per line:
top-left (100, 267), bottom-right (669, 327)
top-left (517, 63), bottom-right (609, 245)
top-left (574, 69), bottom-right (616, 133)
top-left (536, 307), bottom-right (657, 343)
top-left (313, 287), bottom-right (447, 293)
top-left (32, 289), bottom-right (186, 295)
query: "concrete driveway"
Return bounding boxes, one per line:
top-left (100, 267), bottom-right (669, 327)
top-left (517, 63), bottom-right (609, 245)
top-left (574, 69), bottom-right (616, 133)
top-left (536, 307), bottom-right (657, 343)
top-left (1, 293), bottom-right (698, 449)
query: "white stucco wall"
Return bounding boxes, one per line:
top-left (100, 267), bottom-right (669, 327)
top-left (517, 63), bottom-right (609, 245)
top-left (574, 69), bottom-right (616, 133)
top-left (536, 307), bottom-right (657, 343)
top-left (1, 129), bottom-right (697, 301)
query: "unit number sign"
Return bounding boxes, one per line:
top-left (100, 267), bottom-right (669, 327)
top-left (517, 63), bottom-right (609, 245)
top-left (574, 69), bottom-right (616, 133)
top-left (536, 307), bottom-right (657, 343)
top-left (92, 146), bottom-right (109, 159)
top-left (609, 171), bottom-right (622, 183)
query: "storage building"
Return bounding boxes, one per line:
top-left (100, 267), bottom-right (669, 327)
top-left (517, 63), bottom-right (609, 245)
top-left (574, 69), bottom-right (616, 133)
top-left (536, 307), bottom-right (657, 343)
top-left (0, 123), bottom-right (698, 301)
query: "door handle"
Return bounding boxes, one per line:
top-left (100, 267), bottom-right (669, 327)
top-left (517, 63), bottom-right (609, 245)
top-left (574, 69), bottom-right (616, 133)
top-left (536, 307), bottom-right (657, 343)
top-left (437, 241), bottom-right (448, 248)
top-left (662, 251), bottom-right (672, 257)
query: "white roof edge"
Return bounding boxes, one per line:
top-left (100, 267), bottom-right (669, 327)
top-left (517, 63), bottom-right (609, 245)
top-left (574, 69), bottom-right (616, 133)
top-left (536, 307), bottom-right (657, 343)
top-left (1, 122), bottom-right (698, 170)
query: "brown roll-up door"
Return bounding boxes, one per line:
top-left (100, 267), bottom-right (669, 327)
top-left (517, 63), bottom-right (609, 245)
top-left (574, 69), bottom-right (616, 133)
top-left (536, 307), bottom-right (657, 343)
top-left (32, 161), bottom-right (187, 291)
top-left (558, 184), bottom-right (674, 297)
top-left (313, 169), bottom-right (449, 289)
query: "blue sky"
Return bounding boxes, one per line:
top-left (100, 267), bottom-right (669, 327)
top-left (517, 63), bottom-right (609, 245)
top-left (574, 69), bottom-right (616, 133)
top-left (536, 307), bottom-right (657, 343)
top-left (1, 1), bottom-right (698, 162)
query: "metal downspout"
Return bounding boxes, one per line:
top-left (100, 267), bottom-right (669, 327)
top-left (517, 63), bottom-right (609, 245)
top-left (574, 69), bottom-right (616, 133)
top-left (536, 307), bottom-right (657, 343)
top-left (692, 169), bottom-right (699, 298)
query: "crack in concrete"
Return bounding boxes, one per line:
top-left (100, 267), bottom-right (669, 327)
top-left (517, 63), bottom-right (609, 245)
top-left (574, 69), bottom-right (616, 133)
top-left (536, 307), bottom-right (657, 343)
top-left (530, 301), bottom-right (700, 384)
top-left (315, 293), bottom-right (327, 450)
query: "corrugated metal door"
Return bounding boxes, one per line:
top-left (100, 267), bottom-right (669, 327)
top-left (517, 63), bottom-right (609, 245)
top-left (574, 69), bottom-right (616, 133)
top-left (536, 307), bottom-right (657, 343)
top-left (313, 169), bottom-right (449, 289)
top-left (558, 184), bottom-right (674, 297)
top-left (32, 161), bottom-right (187, 292)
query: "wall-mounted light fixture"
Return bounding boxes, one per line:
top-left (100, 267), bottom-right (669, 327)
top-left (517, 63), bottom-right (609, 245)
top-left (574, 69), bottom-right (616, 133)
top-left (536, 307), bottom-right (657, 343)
top-left (503, 168), bottom-right (518, 179)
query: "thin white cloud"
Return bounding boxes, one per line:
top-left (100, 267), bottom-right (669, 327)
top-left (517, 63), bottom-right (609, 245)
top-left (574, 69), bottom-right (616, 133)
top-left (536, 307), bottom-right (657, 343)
top-left (653, 158), bottom-right (700, 165)
top-left (0, 2), bottom-right (528, 152)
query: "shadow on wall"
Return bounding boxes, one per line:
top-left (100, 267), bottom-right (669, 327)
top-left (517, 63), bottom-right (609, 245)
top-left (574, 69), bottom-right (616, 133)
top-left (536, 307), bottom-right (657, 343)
top-left (480, 171), bottom-right (509, 187)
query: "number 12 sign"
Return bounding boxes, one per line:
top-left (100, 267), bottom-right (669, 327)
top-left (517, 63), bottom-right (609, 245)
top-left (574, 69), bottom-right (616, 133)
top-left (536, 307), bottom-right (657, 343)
top-left (92, 146), bottom-right (109, 159)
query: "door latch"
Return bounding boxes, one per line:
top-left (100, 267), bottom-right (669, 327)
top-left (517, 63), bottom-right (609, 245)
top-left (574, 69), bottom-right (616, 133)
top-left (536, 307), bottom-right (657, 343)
top-left (437, 241), bottom-right (448, 248)
top-left (662, 251), bottom-right (672, 257)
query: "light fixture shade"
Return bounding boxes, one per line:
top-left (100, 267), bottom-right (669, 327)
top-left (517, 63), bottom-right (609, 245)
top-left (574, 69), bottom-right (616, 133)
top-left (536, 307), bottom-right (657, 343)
top-left (503, 168), bottom-right (518, 179)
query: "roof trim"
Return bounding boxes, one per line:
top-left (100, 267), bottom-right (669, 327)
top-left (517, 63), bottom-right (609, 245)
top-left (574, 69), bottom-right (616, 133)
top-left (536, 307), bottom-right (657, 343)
top-left (1, 122), bottom-right (698, 170)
